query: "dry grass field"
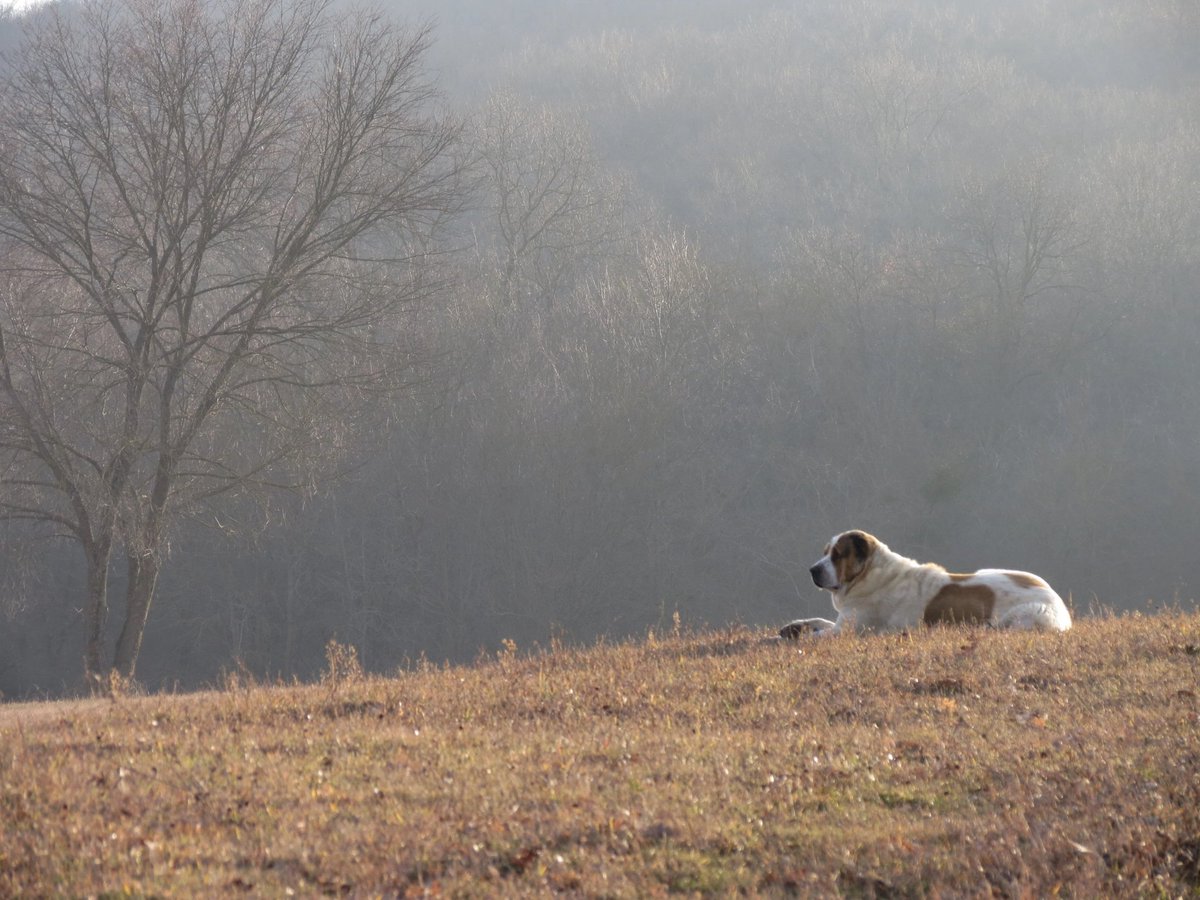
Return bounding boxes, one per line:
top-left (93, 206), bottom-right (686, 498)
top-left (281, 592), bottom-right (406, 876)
top-left (2, 610), bottom-right (1199, 897)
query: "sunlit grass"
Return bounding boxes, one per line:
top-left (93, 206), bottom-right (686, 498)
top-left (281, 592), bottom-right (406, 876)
top-left (2, 612), bottom-right (1199, 895)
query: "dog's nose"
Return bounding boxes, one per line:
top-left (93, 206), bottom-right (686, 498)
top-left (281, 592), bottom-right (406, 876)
top-left (809, 564), bottom-right (823, 584)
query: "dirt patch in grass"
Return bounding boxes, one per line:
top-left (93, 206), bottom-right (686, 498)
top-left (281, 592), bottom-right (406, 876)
top-left (2, 612), bottom-right (1199, 896)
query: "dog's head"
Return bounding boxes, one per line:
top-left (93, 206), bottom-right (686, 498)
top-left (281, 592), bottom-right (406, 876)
top-left (809, 530), bottom-right (878, 593)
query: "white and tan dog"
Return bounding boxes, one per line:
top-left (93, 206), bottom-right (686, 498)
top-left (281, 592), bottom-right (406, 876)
top-left (780, 529), bottom-right (1072, 638)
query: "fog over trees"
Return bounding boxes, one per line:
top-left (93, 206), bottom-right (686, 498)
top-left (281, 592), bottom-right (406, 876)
top-left (1, 0), bottom-right (1198, 696)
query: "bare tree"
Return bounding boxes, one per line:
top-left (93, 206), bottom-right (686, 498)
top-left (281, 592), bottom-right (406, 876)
top-left (472, 91), bottom-right (630, 310)
top-left (946, 163), bottom-right (1081, 376)
top-left (0, 0), bottom-right (462, 682)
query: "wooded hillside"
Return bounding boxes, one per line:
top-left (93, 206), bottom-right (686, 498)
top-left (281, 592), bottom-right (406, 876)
top-left (2, 0), bottom-right (1198, 693)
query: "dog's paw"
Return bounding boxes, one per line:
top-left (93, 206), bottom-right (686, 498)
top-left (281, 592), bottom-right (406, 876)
top-left (778, 618), bottom-right (834, 639)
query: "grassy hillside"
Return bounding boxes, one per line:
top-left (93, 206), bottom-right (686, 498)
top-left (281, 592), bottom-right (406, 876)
top-left (2, 611), bottom-right (1199, 896)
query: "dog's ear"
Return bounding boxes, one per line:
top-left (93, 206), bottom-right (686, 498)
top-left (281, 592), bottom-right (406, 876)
top-left (848, 531), bottom-right (873, 562)
top-left (834, 530), bottom-right (876, 584)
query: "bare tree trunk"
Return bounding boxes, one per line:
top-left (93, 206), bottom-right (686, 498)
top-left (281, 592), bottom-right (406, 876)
top-left (113, 550), bottom-right (161, 679)
top-left (82, 539), bottom-right (113, 680)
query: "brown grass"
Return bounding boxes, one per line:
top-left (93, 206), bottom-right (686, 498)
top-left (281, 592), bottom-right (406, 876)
top-left (2, 613), bottom-right (1199, 897)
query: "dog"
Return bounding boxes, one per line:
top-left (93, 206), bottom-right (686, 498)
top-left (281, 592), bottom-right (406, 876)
top-left (779, 529), bottom-right (1072, 638)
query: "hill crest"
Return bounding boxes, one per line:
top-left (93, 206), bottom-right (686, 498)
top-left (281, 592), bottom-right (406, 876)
top-left (3, 611), bottom-right (1199, 895)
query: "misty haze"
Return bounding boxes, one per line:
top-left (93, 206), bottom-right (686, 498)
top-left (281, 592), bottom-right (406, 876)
top-left (1, 0), bottom-right (1198, 697)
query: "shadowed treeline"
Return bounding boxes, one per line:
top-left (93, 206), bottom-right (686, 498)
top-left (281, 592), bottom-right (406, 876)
top-left (1, 0), bottom-right (1198, 694)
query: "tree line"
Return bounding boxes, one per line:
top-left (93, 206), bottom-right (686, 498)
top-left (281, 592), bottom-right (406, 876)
top-left (1, 0), bottom-right (1198, 695)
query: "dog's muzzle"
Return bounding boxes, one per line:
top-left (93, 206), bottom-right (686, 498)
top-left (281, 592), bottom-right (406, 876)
top-left (810, 561), bottom-right (838, 590)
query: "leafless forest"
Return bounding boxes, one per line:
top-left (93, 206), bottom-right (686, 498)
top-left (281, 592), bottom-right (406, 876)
top-left (1, 0), bottom-right (1198, 695)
